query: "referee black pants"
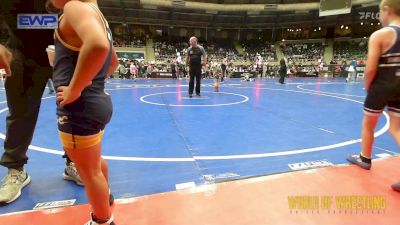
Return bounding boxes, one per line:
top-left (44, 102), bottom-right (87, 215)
top-left (189, 66), bottom-right (201, 95)
top-left (0, 49), bottom-right (50, 169)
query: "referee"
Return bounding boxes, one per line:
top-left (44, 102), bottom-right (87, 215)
top-left (185, 36), bottom-right (207, 97)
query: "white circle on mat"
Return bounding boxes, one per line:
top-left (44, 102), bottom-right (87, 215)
top-left (139, 91), bottom-right (249, 107)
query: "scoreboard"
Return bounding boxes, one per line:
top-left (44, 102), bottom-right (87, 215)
top-left (320, 0), bottom-right (352, 16)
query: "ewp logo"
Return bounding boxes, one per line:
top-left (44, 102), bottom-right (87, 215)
top-left (359, 12), bottom-right (380, 20)
top-left (17, 14), bottom-right (58, 29)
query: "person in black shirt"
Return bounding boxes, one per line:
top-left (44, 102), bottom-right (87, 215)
top-left (0, 0), bottom-right (82, 206)
top-left (185, 36), bottom-right (207, 97)
top-left (221, 57), bottom-right (227, 82)
top-left (169, 60), bottom-right (177, 79)
top-left (279, 58), bottom-right (287, 84)
top-left (330, 58), bottom-right (338, 78)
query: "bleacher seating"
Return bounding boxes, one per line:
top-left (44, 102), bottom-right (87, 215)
top-left (242, 41), bottom-right (277, 62)
top-left (334, 40), bottom-right (368, 60)
top-left (282, 43), bottom-right (324, 64)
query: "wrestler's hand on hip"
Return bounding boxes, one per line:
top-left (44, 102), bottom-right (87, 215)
top-left (57, 86), bottom-right (81, 107)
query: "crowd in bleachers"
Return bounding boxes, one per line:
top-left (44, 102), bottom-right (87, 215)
top-left (113, 34), bottom-right (147, 47)
top-left (203, 41), bottom-right (239, 65)
top-left (153, 38), bottom-right (280, 70)
top-left (153, 39), bottom-right (238, 62)
top-left (154, 40), bottom-right (187, 62)
top-left (282, 43), bottom-right (324, 65)
top-left (242, 41), bottom-right (277, 62)
top-left (333, 40), bottom-right (368, 61)
top-left (114, 59), bottom-right (177, 79)
top-left (113, 32), bottom-right (369, 79)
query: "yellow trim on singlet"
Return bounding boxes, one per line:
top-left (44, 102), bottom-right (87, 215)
top-left (59, 130), bottom-right (104, 149)
top-left (54, 3), bottom-right (108, 52)
top-left (87, 2), bottom-right (109, 33)
top-left (54, 15), bottom-right (80, 51)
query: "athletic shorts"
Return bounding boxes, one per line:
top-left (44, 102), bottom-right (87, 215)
top-left (364, 76), bottom-right (400, 117)
top-left (57, 93), bottom-right (113, 149)
top-left (57, 113), bottom-right (110, 149)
